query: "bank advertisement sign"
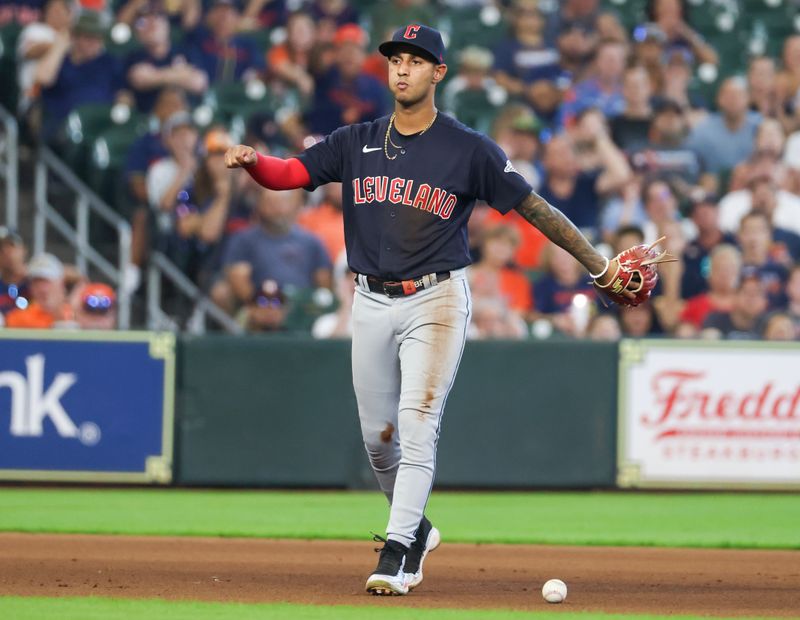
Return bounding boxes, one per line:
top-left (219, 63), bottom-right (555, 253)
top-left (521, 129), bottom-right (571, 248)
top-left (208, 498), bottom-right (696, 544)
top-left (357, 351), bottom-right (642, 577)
top-left (618, 340), bottom-right (800, 489)
top-left (0, 331), bottom-right (175, 483)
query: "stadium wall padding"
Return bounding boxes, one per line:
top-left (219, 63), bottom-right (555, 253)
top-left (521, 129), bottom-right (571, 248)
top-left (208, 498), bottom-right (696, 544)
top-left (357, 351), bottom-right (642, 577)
top-left (176, 336), bottom-right (618, 488)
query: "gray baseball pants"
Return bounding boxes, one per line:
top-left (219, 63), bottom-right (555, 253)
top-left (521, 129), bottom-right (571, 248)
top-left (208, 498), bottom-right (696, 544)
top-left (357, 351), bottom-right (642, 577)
top-left (351, 268), bottom-right (471, 547)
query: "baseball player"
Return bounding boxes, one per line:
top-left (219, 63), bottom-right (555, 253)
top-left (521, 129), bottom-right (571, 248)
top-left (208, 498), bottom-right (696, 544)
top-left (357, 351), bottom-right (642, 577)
top-left (226, 24), bottom-right (651, 596)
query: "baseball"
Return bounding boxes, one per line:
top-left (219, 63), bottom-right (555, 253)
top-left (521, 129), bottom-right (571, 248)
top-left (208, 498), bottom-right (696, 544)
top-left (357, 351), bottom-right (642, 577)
top-left (542, 578), bottom-right (567, 604)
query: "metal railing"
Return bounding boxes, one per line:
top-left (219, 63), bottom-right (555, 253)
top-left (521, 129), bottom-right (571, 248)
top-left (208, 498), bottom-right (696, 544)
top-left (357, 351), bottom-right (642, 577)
top-left (34, 146), bottom-right (241, 334)
top-left (0, 104), bottom-right (18, 230)
top-left (147, 251), bottom-right (243, 334)
top-left (34, 147), bottom-right (133, 327)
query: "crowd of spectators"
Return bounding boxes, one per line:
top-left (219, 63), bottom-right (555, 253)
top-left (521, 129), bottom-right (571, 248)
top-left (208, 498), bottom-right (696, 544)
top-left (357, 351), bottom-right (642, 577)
top-left (3, 0), bottom-right (800, 341)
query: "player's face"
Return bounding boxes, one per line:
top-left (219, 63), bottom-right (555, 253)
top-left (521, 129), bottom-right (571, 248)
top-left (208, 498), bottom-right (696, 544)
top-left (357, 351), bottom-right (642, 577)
top-left (388, 53), bottom-right (443, 107)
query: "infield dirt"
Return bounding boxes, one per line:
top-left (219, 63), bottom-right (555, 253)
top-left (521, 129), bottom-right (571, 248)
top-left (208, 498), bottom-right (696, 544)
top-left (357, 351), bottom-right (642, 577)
top-left (0, 533), bottom-right (798, 616)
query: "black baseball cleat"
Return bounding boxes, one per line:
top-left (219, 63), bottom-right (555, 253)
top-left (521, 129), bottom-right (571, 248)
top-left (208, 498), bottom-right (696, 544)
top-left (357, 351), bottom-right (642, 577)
top-left (403, 516), bottom-right (441, 590)
top-left (365, 535), bottom-right (409, 595)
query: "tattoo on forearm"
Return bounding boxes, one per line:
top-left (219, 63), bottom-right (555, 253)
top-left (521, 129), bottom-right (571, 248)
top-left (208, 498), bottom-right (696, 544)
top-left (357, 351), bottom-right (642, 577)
top-left (514, 192), bottom-right (605, 274)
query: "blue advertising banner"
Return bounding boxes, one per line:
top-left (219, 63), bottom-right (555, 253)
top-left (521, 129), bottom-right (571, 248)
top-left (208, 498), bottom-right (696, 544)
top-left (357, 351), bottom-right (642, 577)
top-left (0, 331), bottom-right (175, 483)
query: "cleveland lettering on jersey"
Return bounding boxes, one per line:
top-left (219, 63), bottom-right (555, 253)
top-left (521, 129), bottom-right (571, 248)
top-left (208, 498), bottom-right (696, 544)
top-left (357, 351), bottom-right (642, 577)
top-left (352, 176), bottom-right (458, 220)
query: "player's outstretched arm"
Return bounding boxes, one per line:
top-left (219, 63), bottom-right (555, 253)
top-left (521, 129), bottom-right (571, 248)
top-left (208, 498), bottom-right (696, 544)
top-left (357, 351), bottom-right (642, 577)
top-left (514, 192), bottom-right (635, 301)
top-left (224, 145), bottom-right (311, 190)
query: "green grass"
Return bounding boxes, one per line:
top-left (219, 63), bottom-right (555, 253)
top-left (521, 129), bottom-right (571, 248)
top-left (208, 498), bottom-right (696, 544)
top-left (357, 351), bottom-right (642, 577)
top-left (1, 489), bottom-right (799, 549)
top-left (0, 597), bottom-right (775, 620)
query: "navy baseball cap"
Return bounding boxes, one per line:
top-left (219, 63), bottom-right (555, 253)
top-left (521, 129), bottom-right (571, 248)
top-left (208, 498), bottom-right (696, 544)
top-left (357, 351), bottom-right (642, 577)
top-left (379, 24), bottom-right (446, 65)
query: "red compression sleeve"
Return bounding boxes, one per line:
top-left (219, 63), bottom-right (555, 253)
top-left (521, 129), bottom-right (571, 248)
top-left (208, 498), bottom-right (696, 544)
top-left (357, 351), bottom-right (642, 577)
top-left (245, 153), bottom-right (311, 190)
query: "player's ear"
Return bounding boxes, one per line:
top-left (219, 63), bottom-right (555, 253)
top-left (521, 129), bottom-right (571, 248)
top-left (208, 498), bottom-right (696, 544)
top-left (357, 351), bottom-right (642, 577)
top-left (432, 63), bottom-right (448, 84)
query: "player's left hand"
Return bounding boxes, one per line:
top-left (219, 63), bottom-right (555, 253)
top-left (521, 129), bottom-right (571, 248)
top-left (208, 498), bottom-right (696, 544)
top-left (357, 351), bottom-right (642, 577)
top-left (592, 237), bottom-right (678, 307)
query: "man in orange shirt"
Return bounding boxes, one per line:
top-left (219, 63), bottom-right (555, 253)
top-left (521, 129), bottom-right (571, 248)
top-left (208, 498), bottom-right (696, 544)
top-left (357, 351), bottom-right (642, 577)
top-left (5, 253), bottom-right (74, 329)
top-left (297, 182), bottom-right (346, 262)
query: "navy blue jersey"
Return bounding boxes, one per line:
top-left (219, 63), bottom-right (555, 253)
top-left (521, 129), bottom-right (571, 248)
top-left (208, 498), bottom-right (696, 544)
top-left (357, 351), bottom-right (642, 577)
top-left (296, 113), bottom-right (532, 280)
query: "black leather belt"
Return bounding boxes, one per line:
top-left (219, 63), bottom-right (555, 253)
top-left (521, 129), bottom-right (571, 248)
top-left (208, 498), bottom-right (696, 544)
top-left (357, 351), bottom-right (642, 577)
top-left (361, 271), bottom-right (451, 298)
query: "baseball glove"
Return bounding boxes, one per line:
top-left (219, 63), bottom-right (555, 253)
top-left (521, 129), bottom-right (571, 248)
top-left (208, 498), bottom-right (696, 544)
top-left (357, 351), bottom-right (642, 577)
top-left (592, 236), bottom-right (677, 307)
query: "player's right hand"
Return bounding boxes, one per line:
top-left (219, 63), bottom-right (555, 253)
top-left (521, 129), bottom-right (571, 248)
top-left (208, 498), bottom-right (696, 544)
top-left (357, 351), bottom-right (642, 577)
top-left (224, 145), bottom-right (257, 168)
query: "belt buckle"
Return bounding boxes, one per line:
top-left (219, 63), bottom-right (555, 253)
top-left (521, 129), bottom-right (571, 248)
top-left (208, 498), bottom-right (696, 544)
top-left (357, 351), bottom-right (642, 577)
top-left (382, 282), bottom-right (399, 298)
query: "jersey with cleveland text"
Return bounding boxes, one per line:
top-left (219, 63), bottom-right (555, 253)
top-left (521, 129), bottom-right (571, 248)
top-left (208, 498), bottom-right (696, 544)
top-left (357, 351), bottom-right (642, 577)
top-left (296, 113), bottom-right (532, 280)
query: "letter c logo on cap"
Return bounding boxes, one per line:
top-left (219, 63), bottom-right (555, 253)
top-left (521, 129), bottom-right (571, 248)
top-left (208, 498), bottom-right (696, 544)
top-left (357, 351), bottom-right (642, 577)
top-left (403, 24), bottom-right (420, 39)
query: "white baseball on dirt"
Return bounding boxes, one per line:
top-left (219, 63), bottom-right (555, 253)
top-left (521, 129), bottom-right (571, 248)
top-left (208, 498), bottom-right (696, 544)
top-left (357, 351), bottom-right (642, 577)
top-left (542, 578), bottom-right (567, 603)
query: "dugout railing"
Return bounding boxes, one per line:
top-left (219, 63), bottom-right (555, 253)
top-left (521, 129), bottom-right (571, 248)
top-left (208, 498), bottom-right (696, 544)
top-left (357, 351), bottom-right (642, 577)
top-left (147, 250), bottom-right (243, 334)
top-left (33, 147), bottom-right (241, 333)
top-left (0, 104), bottom-right (18, 230)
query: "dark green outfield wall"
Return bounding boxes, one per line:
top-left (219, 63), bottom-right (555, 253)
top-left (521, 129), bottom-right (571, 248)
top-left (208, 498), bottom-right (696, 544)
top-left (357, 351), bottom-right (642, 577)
top-left (176, 337), bottom-right (618, 488)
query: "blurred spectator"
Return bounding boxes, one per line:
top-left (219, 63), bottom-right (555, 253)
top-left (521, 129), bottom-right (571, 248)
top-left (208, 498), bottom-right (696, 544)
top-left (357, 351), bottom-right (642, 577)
top-left (762, 312), bottom-right (796, 341)
top-left (312, 252), bottom-right (354, 339)
top-left (492, 108), bottom-right (541, 188)
top-left (5, 254), bottom-right (74, 329)
top-left (491, 0), bottom-right (564, 123)
top-left (631, 22), bottom-right (667, 94)
top-left (2, 0), bottom-right (41, 26)
top-left (185, 0), bottom-right (264, 83)
top-left (239, 0), bottom-right (287, 31)
top-left (784, 265), bottom-right (800, 328)
top-left (468, 224), bottom-right (533, 316)
top-left (643, 0), bottom-right (718, 66)
top-left (241, 279), bottom-right (289, 332)
top-left (629, 98), bottom-right (714, 199)
top-left (124, 1), bottom-right (207, 114)
top-left (720, 172), bottom-right (800, 239)
top-left (532, 243), bottom-right (596, 336)
top-left (600, 178), bottom-right (646, 243)
top-left (686, 78), bottom-right (761, 176)
top-left (747, 56), bottom-right (782, 120)
top-left (702, 274), bottom-right (767, 340)
top-left (117, 0), bottom-right (200, 30)
top-left (0, 228), bottom-right (30, 316)
top-left (444, 46), bottom-right (506, 136)
top-left (586, 313), bottom-right (621, 341)
top-left (146, 111), bottom-right (199, 217)
top-left (15, 0), bottom-right (73, 119)
top-left (306, 23), bottom-right (387, 135)
top-left (124, 87), bottom-right (188, 284)
top-left (680, 194), bottom-right (735, 299)
top-left (468, 297), bottom-right (527, 340)
top-left (297, 182), bottom-right (345, 263)
top-left (558, 38), bottom-right (628, 128)
top-left (611, 224), bottom-right (645, 256)
top-left (266, 11), bottom-right (317, 99)
top-left (737, 211), bottom-right (789, 310)
top-left (309, 0), bottom-right (359, 42)
top-left (679, 243), bottom-right (740, 330)
top-left (73, 282), bottom-right (117, 330)
top-left (545, 0), bottom-right (626, 76)
top-left (776, 35), bottom-right (800, 128)
top-left (660, 47), bottom-right (708, 126)
top-left (609, 64), bottom-right (653, 150)
top-left (539, 115), bottom-right (631, 237)
top-left (619, 304), bottom-right (657, 338)
top-left (223, 188), bottom-right (332, 311)
top-left (35, 9), bottom-right (125, 143)
top-left (170, 127), bottom-right (235, 285)
top-left (730, 118), bottom-right (800, 195)
top-left (640, 178), bottom-right (694, 247)
top-left (650, 218), bottom-right (687, 332)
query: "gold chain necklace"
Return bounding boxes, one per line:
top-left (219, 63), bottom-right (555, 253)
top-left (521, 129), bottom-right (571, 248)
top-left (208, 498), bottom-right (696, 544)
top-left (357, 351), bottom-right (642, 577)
top-left (383, 110), bottom-right (438, 161)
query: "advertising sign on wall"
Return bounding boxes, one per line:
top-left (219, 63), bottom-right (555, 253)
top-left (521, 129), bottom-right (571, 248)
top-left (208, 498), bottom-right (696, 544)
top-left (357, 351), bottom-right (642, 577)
top-left (618, 340), bottom-right (800, 489)
top-left (0, 331), bottom-right (175, 483)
